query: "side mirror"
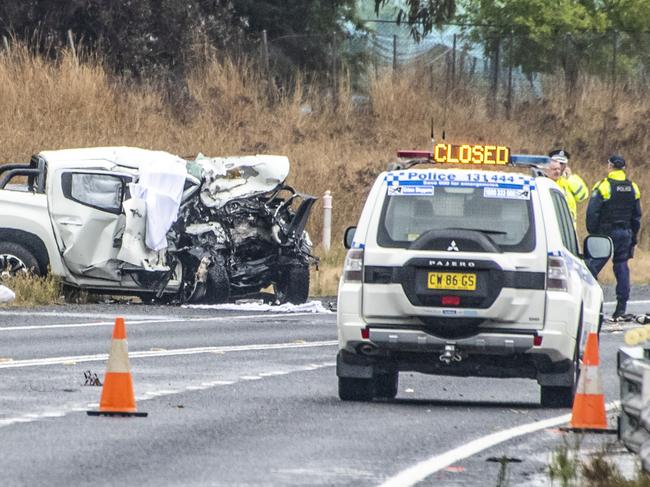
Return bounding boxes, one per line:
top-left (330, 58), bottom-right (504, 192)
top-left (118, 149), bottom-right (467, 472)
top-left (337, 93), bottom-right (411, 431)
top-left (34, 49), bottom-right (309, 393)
top-left (583, 235), bottom-right (613, 260)
top-left (343, 226), bottom-right (357, 249)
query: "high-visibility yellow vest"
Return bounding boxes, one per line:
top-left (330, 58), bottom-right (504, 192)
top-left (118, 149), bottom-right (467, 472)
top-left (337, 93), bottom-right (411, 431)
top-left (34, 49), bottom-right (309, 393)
top-left (557, 174), bottom-right (588, 222)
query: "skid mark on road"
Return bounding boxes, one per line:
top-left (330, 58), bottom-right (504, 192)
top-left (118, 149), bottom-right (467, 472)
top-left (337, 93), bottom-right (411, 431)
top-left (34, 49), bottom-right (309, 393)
top-left (0, 340), bottom-right (337, 368)
top-left (378, 401), bottom-right (620, 487)
top-left (0, 361), bottom-right (336, 429)
top-left (0, 312), bottom-right (331, 332)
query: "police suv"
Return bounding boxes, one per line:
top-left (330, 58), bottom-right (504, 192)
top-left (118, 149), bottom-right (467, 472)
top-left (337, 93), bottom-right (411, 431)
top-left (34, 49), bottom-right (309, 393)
top-left (337, 145), bottom-right (612, 407)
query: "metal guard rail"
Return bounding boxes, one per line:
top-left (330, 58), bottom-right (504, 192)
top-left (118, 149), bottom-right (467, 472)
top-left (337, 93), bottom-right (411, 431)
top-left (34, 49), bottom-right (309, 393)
top-left (618, 346), bottom-right (650, 471)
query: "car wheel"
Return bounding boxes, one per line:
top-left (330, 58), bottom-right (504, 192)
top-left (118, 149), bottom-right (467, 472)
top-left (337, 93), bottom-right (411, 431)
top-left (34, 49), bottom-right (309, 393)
top-left (597, 303), bottom-right (604, 334)
top-left (375, 371), bottom-right (399, 399)
top-left (204, 264), bottom-right (230, 304)
top-left (274, 264), bottom-right (310, 304)
top-left (338, 377), bottom-right (375, 402)
top-left (0, 242), bottom-right (42, 277)
top-left (541, 320), bottom-right (582, 409)
top-left (540, 385), bottom-right (574, 409)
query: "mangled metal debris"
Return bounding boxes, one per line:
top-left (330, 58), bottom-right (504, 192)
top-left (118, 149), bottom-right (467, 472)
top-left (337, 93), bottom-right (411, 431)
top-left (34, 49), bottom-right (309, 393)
top-left (171, 153), bottom-right (317, 304)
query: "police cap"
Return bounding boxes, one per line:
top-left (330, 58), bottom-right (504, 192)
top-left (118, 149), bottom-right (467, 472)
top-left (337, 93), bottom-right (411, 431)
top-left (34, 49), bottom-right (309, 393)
top-left (548, 149), bottom-right (570, 164)
top-left (608, 154), bottom-right (626, 168)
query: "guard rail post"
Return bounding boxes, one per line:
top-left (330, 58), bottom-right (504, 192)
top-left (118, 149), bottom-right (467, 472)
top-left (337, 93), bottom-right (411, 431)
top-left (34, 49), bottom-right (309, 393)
top-left (618, 346), bottom-right (650, 471)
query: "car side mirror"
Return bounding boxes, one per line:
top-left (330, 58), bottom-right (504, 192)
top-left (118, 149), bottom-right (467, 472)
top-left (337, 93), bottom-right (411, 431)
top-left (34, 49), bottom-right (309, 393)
top-left (583, 235), bottom-right (613, 260)
top-left (344, 226), bottom-right (357, 249)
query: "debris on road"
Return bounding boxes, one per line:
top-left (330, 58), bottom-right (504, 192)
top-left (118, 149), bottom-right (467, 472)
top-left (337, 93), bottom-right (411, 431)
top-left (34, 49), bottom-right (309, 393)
top-left (183, 300), bottom-right (332, 313)
top-left (0, 284), bottom-right (15, 303)
top-left (83, 371), bottom-right (102, 387)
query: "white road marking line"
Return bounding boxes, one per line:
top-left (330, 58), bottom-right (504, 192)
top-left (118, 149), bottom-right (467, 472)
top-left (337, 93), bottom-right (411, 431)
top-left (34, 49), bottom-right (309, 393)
top-left (378, 401), bottom-right (620, 487)
top-left (0, 340), bottom-right (337, 369)
top-left (240, 376), bottom-right (262, 381)
top-left (0, 320), bottom-right (172, 332)
top-left (0, 363), bottom-right (336, 428)
top-left (604, 299), bottom-right (650, 306)
top-left (0, 311), bottom-right (170, 320)
top-left (0, 312), bottom-right (330, 332)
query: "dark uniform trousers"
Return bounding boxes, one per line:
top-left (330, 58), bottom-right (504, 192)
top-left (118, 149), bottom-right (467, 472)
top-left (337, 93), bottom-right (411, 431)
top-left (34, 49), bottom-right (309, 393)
top-left (586, 170), bottom-right (641, 314)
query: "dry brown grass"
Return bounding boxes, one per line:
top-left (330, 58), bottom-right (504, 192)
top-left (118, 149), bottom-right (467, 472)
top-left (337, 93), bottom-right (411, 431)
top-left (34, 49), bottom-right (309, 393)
top-left (0, 272), bottom-right (61, 306)
top-left (1, 45), bottom-right (649, 296)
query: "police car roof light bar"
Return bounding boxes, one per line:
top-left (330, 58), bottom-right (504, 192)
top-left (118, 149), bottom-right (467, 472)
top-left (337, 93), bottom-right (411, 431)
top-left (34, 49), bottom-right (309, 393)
top-left (396, 150), bottom-right (433, 159)
top-left (395, 150), bottom-right (551, 168)
top-left (509, 154), bottom-right (551, 167)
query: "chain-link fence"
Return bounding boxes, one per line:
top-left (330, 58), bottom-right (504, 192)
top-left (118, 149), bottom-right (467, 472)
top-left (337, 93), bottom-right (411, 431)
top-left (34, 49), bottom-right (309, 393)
top-left (258, 22), bottom-right (650, 117)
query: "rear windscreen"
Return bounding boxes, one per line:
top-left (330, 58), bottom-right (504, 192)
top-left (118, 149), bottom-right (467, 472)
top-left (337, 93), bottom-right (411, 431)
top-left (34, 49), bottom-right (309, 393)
top-left (377, 185), bottom-right (535, 252)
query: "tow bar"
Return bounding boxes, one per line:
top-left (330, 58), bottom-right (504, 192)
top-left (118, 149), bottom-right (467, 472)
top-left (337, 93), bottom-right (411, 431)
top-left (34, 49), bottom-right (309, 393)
top-left (439, 344), bottom-right (463, 364)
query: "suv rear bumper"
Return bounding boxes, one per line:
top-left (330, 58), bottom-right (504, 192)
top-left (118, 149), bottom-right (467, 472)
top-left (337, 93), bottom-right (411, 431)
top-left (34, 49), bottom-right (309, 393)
top-left (337, 326), bottom-right (575, 384)
top-left (337, 340), bottom-right (573, 384)
top-left (368, 327), bottom-right (534, 354)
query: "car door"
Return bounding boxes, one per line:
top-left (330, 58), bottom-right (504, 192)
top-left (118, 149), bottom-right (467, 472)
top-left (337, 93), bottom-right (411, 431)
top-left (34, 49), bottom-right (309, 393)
top-left (48, 169), bottom-right (132, 280)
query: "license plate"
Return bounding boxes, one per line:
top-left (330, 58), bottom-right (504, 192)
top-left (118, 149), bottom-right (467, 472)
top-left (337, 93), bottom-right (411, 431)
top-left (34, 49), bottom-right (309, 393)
top-left (427, 272), bottom-right (477, 291)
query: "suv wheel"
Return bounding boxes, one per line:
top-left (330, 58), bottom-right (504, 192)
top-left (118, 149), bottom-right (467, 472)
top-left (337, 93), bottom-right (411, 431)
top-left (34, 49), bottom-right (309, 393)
top-left (274, 264), bottom-right (310, 304)
top-left (541, 321), bottom-right (582, 409)
top-left (0, 242), bottom-right (41, 277)
top-left (540, 385), bottom-right (574, 408)
top-left (204, 264), bottom-right (230, 304)
top-left (338, 377), bottom-right (375, 402)
top-left (375, 371), bottom-right (399, 399)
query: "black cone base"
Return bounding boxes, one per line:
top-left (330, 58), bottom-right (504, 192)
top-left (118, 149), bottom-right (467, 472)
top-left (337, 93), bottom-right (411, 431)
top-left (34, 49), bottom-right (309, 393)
top-left (87, 410), bottom-right (148, 417)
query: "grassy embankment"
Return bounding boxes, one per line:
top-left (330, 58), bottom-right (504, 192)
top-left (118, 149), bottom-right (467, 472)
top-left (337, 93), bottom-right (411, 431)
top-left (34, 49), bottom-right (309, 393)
top-left (0, 44), bottom-right (648, 303)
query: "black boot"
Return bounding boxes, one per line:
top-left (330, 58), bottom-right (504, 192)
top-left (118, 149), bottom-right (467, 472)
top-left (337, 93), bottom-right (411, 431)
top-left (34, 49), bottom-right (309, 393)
top-left (613, 300), bottom-right (627, 320)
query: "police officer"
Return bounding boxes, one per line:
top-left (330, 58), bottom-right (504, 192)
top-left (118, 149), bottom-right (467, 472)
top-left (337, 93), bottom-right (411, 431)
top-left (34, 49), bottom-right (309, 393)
top-left (548, 149), bottom-right (589, 223)
top-left (586, 155), bottom-right (642, 319)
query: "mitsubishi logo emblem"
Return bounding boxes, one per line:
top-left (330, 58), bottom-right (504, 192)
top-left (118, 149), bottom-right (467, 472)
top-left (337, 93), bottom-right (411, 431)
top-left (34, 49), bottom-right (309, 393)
top-left (447, 240), bottom-right (459, 251)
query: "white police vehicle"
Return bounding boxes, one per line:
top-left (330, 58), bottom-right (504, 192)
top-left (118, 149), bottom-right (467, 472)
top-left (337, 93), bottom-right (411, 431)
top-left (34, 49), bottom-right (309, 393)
top-left (337, 144), bottom-right (612, 407)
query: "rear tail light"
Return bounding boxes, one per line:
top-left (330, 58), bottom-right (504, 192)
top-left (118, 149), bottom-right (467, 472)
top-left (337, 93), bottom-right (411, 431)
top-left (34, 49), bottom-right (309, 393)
top-left (533, 335), bottom-right (543, 346)
top-left (547, 256), bottom-right (568, 292)
top-left (343, 248), bottom-right (364, 282)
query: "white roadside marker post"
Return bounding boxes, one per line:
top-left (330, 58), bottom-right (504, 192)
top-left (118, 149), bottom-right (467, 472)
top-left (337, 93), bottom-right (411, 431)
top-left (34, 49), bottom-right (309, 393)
top-left (322, 190), bottom-right (332, 252)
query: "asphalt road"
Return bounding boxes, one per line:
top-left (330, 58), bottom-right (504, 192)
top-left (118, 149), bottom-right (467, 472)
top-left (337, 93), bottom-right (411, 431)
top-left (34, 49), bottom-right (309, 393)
top-left (0, 294), bottom-right (643, 487)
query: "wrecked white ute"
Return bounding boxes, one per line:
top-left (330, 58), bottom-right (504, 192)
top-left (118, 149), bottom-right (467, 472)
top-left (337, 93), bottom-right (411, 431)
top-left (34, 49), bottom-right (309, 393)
top-left (0, 147), bottom-right (317, 304)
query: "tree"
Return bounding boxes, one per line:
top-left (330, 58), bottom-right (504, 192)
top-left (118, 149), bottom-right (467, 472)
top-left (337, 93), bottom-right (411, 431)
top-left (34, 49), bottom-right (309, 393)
top-left (0, 1), bottom-right (245, 77)
top-left (375, 0), bottom-right (650, 99)
top-left (373, 0), bottom-right (457, 40)
top-left (232, 0), bottom-right (361, 72)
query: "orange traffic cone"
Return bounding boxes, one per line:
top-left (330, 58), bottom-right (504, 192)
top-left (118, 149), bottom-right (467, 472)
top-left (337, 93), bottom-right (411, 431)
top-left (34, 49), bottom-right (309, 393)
top-left (569, 332), bottom-right (607, 430)
top-left (87, 317), bottom-right (147, 417)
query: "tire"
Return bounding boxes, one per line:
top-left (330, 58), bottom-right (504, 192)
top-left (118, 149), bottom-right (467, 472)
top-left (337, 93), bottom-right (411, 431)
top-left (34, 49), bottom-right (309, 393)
top-left (375, 371), bottom-right (399, 399)
top-left (540, 385), bottom-right (574, 409)
top-left (541, 320), bottom-right (582, 409)
top-left (338, 377), bottom-right (375, 402)
top-left (0, 242), bottom-right (42, 277)
top-left (274, 264), bottom-right (310, 304)
top-left (204, 264), bottom-right (230, 304)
